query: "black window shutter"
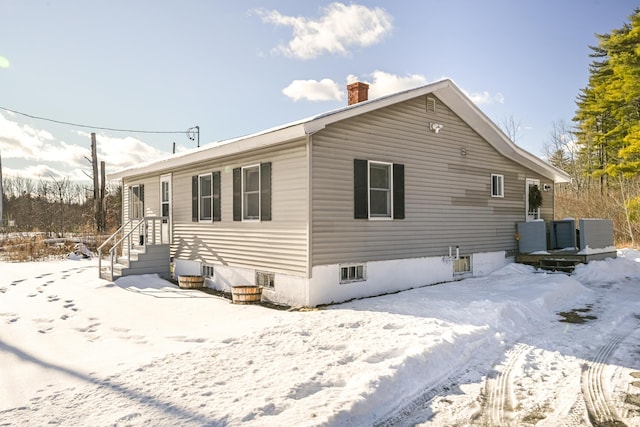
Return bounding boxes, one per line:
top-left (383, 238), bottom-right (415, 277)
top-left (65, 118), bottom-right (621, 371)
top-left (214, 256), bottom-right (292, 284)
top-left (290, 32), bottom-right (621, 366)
top-left (393, 163), bottom-right (405, 219)
top-left (354, 159), bottom-right (368, 219)
top-left (233, 167), bottom-right (241, 221)
top-left (260, 162), bottom-right (272, 221)
top-left (191, 176), bottom-right (198, 222)
top-left (213, 171), bottom-right (221, 222)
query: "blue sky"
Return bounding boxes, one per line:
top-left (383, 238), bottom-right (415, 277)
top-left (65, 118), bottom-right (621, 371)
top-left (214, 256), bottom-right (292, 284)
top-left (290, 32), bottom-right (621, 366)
top-left (0, 0), bottom-right (635, 182)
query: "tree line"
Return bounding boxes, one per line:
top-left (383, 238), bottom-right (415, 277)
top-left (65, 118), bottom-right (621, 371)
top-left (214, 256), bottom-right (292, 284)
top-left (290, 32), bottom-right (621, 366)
top-left (543, 8), bottom-right (640, 246)
top-left (1, 175), bottom-right (121, 237)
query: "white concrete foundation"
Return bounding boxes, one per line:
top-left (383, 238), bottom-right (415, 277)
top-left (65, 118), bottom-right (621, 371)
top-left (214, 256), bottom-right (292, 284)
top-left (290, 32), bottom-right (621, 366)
top-left (173, 251), bottom-right (510, 307)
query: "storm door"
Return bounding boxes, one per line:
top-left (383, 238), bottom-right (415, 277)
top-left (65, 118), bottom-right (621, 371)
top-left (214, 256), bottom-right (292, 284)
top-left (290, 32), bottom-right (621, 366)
top-left (525, 178), bottom-right (541, 222)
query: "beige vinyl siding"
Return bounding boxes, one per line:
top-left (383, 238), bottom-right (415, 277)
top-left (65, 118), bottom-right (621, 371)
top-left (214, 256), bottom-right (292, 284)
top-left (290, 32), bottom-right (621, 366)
top-left (170, 139), bottom-right (309, 276)
top-left (311, 95), bottom-right (555, 266)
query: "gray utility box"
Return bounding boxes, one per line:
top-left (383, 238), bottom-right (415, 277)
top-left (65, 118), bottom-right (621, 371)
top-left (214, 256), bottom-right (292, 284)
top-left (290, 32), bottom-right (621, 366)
top-left (517, 221), bottom-right (546, 254)
top-left (579, 219), bottom-right (614, 251)
top-left (550, 219), bottom-right (576, 250)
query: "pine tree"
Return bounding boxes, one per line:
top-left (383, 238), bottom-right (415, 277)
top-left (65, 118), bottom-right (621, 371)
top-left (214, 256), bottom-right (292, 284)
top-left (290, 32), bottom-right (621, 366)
top-left (574, 9), bottom-right (640, 179)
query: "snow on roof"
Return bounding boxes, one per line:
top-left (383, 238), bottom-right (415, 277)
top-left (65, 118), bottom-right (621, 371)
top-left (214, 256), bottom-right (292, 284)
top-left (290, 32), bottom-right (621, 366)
top-left (109, 79), bottom-right (570, 183)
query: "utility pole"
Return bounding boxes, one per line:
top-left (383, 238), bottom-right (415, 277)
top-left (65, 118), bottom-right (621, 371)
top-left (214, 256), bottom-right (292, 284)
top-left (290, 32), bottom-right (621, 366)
top-left (91, 133), bottom-right (101, 232)
top-left (100, 160), bottom-right (106, 232)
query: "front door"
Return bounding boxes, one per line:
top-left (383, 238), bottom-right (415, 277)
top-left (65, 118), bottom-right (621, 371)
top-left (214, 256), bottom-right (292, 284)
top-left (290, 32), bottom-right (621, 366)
top-left (525, 178), bottom-right (541, 221)
top-left (160, 174), bottom-right (171, 244)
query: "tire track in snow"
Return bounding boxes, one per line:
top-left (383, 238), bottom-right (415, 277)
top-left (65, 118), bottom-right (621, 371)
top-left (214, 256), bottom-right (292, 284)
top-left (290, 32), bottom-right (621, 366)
top-left (581, 316), bottom-right (637, 427)
top-left (483, 343), bottom-right (531, 426)
top-left (372, 334), bottom-right (494, 426)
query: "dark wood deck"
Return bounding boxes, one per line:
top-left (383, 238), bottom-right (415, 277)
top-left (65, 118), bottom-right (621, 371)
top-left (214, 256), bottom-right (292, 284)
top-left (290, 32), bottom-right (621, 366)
top-left (516, 249), bottom-right (617, 273)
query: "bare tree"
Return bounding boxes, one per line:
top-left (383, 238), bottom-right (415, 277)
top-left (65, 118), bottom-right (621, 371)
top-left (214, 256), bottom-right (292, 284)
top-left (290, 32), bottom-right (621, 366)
top-left (500, 115), bottom-right (523, 143)
top-left (543, 120), bottom-right (587, 195)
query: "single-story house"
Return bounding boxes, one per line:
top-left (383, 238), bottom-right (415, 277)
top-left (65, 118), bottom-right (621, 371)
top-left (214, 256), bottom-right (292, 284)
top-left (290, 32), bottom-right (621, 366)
top-left (104, 79), bottom-right (571, 306)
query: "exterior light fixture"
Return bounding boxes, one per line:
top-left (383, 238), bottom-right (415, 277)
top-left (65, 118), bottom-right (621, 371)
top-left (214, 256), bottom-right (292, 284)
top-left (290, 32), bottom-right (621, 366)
top-left (430, 122), bottom-right (444, 133)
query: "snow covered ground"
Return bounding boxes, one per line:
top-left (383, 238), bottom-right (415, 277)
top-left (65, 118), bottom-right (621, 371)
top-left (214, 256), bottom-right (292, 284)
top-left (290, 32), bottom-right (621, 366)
top-left (1, 250), bottom-right (640, 426)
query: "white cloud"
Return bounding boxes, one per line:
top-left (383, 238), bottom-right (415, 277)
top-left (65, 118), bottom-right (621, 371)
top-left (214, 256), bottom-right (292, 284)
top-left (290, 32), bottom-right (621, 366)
top-left (74, 131), bottom-right (166, 170)
top-left (256, 3), bottom-right (393, 59)
top-left (0, 113), bottom-right (46, 159)
top-left (464, 90), bottom-right (505, 105)
top-left (281, 71), bottom-right (428, 104)
top-left (365, 70), bottom-right (427, 99)
top-left (282, 78), bottom-right (343, 101)
top-left (0, 113), bottom-right (167, 182)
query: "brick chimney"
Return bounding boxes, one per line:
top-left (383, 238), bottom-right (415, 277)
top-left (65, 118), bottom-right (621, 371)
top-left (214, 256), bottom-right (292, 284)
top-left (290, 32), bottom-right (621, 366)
top-left (347, 82), bottom-right (369, 105)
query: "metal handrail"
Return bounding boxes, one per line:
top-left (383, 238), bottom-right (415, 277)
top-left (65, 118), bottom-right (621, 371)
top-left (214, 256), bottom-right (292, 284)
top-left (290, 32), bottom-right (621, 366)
top-left (98, 217), bottom-right (168, 281)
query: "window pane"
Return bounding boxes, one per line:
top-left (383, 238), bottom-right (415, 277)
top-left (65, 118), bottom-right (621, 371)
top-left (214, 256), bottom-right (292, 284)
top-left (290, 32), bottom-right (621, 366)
top-left (370, 164), bottom-right (389, 189)
top-left (200, 197), bottom-right (212, 219)
top-left (244, 167), bottom-right (259, 192)
top-left (200, 175), bottom-right (212, 197)
top-left (161, 204), bottom-right (169, 217)
top-left (370, 189), bottom-right (390, 216)
top-left (162, 182), bottom-right (169, 203)
top-left (131, 186), bottom-right (140, 219)
top-left (245, 193), bottom-right (260, 219)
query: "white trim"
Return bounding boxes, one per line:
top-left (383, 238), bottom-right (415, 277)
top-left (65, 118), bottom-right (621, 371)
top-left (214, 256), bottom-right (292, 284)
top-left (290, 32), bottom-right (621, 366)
top-left (491, 173), bottom-right (504, 198)
top-left (525, 178), bottom-right (541, 221)
top-left (368, 160), bottom-right (393, 220)
top-left (160, 174), bottom-right (172, 244)
top-left (242, 164), bottom-right (261, 222)
top-left (198, 173), bottom-right (213, 222)
top-left (129, 184), bottom-right (143, 219)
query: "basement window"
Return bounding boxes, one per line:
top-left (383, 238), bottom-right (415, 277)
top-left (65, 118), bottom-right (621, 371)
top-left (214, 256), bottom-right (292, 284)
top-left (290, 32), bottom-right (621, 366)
top-left (256, 271), bottom-right (275, 288)
top-left (340, 264), bottom-right (365, 284)
top-left (453, 255), bottom-right (471, 275)
top-left (202, 265), bottom-right (214, 278)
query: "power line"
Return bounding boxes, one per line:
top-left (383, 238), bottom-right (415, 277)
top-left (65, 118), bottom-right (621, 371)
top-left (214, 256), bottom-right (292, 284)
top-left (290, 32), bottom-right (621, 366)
top-left (0, 105), bottom-right (188, 134)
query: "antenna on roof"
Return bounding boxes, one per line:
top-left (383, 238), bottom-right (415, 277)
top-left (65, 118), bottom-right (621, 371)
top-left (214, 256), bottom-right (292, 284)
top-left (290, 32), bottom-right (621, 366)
top-left (187, 126), bottom-right (200, 147)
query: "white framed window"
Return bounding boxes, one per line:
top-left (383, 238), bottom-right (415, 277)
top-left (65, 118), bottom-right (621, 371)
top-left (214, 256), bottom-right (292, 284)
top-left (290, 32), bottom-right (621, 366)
top-left (256, 271), bottom-right (275, 288)
top-left (199, 174), bottom-right (213, 221)
top-left (340, 264), bottom-right (366, 284)
top-left (491, 174), bottom-right (504, 198)
top-left (243, 165), bottom-right (260, 221)
top-left (369, 161), bottom-right (392, 219)
top-left (130, 184), bottom-right (144, 219)
top-left (453, 255), bottom-right (471, 275)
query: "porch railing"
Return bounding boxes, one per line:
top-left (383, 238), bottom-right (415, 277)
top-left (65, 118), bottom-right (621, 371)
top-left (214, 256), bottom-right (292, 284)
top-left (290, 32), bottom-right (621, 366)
top-left (98, 216), bottom-right (168, 281)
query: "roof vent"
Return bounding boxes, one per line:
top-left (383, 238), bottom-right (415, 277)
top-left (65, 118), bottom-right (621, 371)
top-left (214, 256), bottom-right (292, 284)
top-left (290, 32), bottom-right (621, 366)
top-left (426, 96), bottom-right (436, 113)
top-left (347, 82), bottom-right (369, 106)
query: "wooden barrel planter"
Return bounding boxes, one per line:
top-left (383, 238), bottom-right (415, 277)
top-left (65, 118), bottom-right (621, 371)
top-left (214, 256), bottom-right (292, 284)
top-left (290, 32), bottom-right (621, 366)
top-left (231, 285), bottom-right (262, 304)
top-left (178, 275), bottom-right (205, 289)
